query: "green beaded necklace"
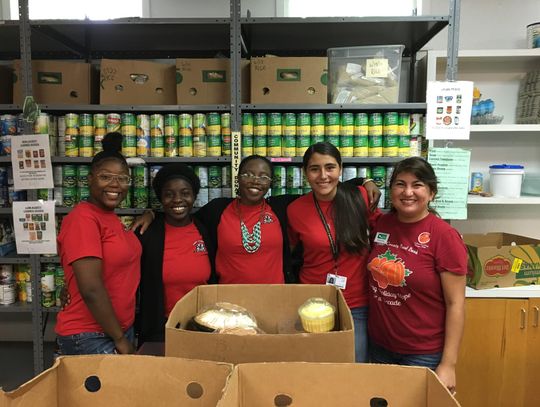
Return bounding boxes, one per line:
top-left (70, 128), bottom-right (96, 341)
top-left (236, 199), bottom-right (265, 254)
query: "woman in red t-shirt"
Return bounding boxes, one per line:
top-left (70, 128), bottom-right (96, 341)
top-left (287, 142), bottom-right (380, 362)
top-left (366, 157), bottom-right (467, 394)
top-left (56, 133), bottom-right (141, 355)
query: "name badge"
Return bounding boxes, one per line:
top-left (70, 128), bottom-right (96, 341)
top-left (326, 273), bottom-right (347, 290)
top-left (374, 232), bottom-right (390, 244)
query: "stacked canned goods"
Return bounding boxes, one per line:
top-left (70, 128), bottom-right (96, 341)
top-left (15, 264), bottom-right (32, 304)
top-left (0, 113), bottom-right (21, 156)
top-left (1, 166), bottom-right (27, 206)
top-left (0, 264), bottom-right (17, 305)
top-left (40, 263), bottom-right (56, 307)
top-left (238, 112), bottom-right (424, 158)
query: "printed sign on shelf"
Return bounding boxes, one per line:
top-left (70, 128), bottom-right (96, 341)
top-left (12, 201), bottom-right (57, 254)
top-left (10, 134), bottom-right (54, 190)
top-left (425, 81), bottom-right (473, 140)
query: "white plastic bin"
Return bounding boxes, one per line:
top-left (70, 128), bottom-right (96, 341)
top-left (489, 164), bottom-right (525, 198)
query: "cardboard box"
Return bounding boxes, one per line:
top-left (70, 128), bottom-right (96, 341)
top-left (165, 284), bottom-right (354, 364)
top-left (0, 355), bottom-right (232, 406)
top-left (464, 233), bottom-right (540, 289)
top-left (13, 60), bottom-right (93, 105)
top-left (100, 59), bottom-right (176, 105)
top-left (0, 65), bottom-right (13, 104)
top-left (250, 57), bottom-right (327, 104)
top-left (217, 362), bottom-right (460, 407)
top-left (176, 58), bottom-right (250, 104)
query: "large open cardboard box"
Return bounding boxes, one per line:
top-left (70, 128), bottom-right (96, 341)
top-left (464, 232), bottom-right (540, 289)
top-left (217, 362), bottom-right (460, 407)
top-left (13, 60), bottom-right (94, 105)
top-left (250, 56), bottom-right (327, 104)
top-left (100, 59), bottom-right (176, 105)
top-left (0, 355), bottom-right (232, 407)
top-left (165, 284), bottom-right (354, 364)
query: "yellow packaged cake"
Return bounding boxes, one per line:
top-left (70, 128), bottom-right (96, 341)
top-left (298, 297), bottom-right (335, 333)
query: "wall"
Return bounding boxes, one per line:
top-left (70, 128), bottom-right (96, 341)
top-left (145, 0), bottom-right (276, 17)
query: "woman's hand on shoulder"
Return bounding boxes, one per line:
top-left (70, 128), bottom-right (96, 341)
top-left (129, 210), bottom-right (155, 234)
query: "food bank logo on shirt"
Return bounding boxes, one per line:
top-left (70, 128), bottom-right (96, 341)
top-left (263, 213), bottom-right (274, 224)
top-left (193, 240), bottom-right (207, 254)
top-left (415, 232), bottom-right (431, 249)
top-left (367, 249), bottom-right (413, 289)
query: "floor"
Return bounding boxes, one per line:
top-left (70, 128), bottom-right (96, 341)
top-left (0, 342), bottom-right (55, 392)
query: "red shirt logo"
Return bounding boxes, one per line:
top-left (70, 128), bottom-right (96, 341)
top-left (418, 232), bottom-right (431, 245)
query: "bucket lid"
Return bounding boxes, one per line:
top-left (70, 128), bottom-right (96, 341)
top-left (489, 164), bottom-right (524, 169)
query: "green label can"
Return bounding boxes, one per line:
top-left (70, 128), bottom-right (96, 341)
top-left (372, 166), bottom-right (387, 188)
top-left (78, 135), bottom-right (94, 157)
top-left (194, 166), bottom-right (208, 188)
top-left (165, 135), bottom-right (179, 157)
top-left (383, 112), bottom-right (399, 135)
top-left (133, 187), bottom-right (148, 209)
top-left (178, 133), bottom-right (193, 157)
top-left (268, 113), bottom-right (282, 137)
top-left (62, 187), bottom-right (77, 207)
top-left (354, 113), bottom-right (369, 135)
top-left (267, 134), bottom-right (282, 157)
top-left (282, 113), bottom-right (296, 137)
top-left (37, 188), bottom-right (54, 200)
top-left (179, 113), bottom-right (193, 130)
top-left (136, 114), bottom-right (150, 157)
top-left (93, 127), bottom-right (106, 154)
top-left (242, 113), bottom-right (254, 136)
top-left (272, 166), bottom-right (286, 188)
top-left (241, 134), bottom-right (254, 157)
top-left (368, 135), bottom-right (383, 157)
top-left (297, 113), bottom-right (311, 135)
top-left (253, 134), bottom-right (267, 157)
top-left (272, 187), bottom-right (287, 196)
top-left (398, 113), bottom-right (410, 136)
top-left (119, 187), bottom-right (132, 209)
top-left (398, 135), bottom-right (411, 157)
top-left (106, 113), bottom-right (121, 133)
top-left (206, 112), bottom-right (221, 136)
top-left (221, 166), bottom-right (231, 188)
top-left (65, 113), bottom-right (79, 129)
top-left (150, 134), bottom-right (165, 158)
top-left (208, 166), bottom-right (222, 188)
top-left (193, 129), bottom-right (207, 157)
top-left (132, 166), bottom-right (148, 188)
top-left (62, 165), bottom-right (77, 188)
top-left (311, 112), bottom-right (325, 143)
top-left (150, 114), bottom-right (164, 136)
top-left (122, 135), bottom-right (137, 157)
top-left (221, 113), bottom-right (231, 156)
top-left (369, 113), bottom-right (383, 136)
top-left (353, 133), bottom-right (368, 157)
top-left (33, 113), bottom-right (49, 135)
top-left (93, 113), bottom-right (106, 129)
top-left (77, 165), bottom-right (90, 187)
top-left (410, 113), bottom-right (423, 136)
top-left (325, 112), bottom-right (340, 136)
top-left (286, 166), bottom-right (302, 188)
top-left (164, 113), bottom-right (179, 156)
top-left (325, 134), bottom-right (339, 149)
top-left (340, 112), bottom-right (354, 136)
top-left (282, 135), bottom-right (296, 157)
top-left (79, 113), bottom-right (93, 136)
top-left (207, 134), bottom-right (222, 157)
top-left (64, 129), bottom-right (79, 157)
top-left (383, 134), bottom-right (399, 157)
top-left (193, 113), bottom-right (206, 129)
top-left (121, 113), bottom-right (136, 136)
top-left (286, 187), bottom-right (303, 195)
top-left (78, 186), bottom-right (90, 202)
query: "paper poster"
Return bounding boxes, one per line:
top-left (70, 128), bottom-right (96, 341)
top-left (428, 148), bottom-right (471, 220)
top-left (10, 134), bottom-right (54, 190)
top-left (425, 81), bottom-right (473, 140)
top-left (12, 201), bottom-right (57, 254)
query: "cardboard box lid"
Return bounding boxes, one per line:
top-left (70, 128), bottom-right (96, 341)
top-left (0, 355), bottom-right (233, 407)
top-left (100, 59), bottom-right (176, 105)
top-left (217, 362), bottom-right (459, 407)
top-left (463, 232), bottom-right (540, 248)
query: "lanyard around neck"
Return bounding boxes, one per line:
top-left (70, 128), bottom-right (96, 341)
top-left (313, 194), bottom-right (339, 270)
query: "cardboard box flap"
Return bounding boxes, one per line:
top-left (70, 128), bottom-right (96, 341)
top-left (217, 363), bottom-right (459, 406)
top-left (463, 232), bottom-right (540, 248)
top-left (1, 355), bottom-right (233, 407)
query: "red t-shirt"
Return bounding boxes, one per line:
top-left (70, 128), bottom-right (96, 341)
top-left (163, 222), bottom-right (211, 316)
top-left (287, 186), bottom-right (378, 309)
top-left (56, 201), bottom-right (141, 335)
top-left (367, 212), bottom-right (467, 354)
top-left (216, 200), bottom-right (284, 284)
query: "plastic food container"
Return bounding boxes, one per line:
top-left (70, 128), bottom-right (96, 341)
top-left (327, 45), bottom-right (405, 104)
top-left (489, 164), bottom-right (525, 198)
top-left (298, 297), bottom-right (335, 333)
top-left (522, 173), bottom-right (540, 196)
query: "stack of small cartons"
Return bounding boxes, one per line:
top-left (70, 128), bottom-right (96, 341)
top-left (517, 69), bottom-right (540, 124)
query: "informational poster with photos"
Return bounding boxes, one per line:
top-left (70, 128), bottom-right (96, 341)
top-left (425, 81), bottom-right (474, 140)
top-left (12, 201), bottom-right (57, 254)
top-left (10, 134), bottom-right (54, 190)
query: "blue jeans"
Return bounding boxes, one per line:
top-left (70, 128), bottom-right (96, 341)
top-left (350, 306), bottom-right (368, 363)
top-left (369, 342), bottom-right (442, 369)
top-left (56, 326), bottom-right (134, 356)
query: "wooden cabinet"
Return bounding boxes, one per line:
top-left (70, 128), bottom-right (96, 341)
top-left (456, 298), bottom-right (538, 407)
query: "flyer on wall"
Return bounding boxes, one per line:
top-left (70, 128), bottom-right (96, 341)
top-left (10, 134), bottom-right (54, 190)
top-left (12, 201), bottom-right (57, 254)
top-left (425, 81), bottom-right (474, 140)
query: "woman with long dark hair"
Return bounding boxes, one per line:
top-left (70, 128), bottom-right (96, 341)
top-left (287, 142), bottom-right (380, 363)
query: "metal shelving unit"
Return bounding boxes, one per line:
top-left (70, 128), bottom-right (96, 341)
top-left (0, 0), bottom-right (460, 375)
top-left (0, 302), bottom-right (33, 313)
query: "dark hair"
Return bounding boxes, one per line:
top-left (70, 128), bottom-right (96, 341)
top-left (389, 157), bottom-right (438, 213)
top-left (152, 163), bottom-right (200, 201)
top-left (90, 132), bottom-right (128, 172)
top-left (238, 154), bottom-right (273, 175)
top-left (303, 142), bottom-right (369, 254)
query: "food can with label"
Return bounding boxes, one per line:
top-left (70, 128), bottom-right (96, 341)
top-left (398, 134), bottom-right (411, 157)
top-left (106, 113), bottom-right (121, 133)
top-left (62, 165), bottom-right (77, 188)
top-left (206, 112), bottom-right (221, 136)
top-left (132, 165), bottom-right (148, 188)
top-left (0, 114), bottom-right (17, 136)
top-left (93, 126), bottom-right (107, 154)
top-left (383, 112), bottom-right (398, 135)
top-left (64, 126), bottom-right (79, 157)
top-left (296, 113), bottom-right (311, 157)
top-left (221, 113), bottom-right (231, 156)
top-left (78, 132), bottom-right (94, 157)
top-left (53, 165), bottom-right (63, 186)
top-left (164, 114), bottom-right (179, 157)
top-left (310, 112), bottom-right (325, 144)
top-left (353, 113), bottom-right (369, 157)
top-left (272, 166), bottom-right (286, 188)
top-left (54, 265), bottom-right (64, 307)
top-left (470, 172), bottom-right (484, 193)
top-left (324, 112), bottom-right (340, 147)
top-left (178, 114), bottom-right (193, 157)
top-left (410, 113), bottom-right (423, 136)
top-left (357, 166), bottom-right (370, 179)
top-left (37, 188), bottom-right (54, 201)
top-left (286, 166), bottom-right (302, 188)
top-left (62, 187), bottom-right (77, 208)
top-left (118, 187), bottom-right (132, 209)
top-left (136, 114), bottom-right (150, 157)
top-left (77, 186), bottom-right (89, 202)
top-left (281, 113), bottom-right (296, 157)
top-left (194, 166), bottom-right (208, 188)
top-left (340, 112), bottom-right (354, 157)
top-left (267, 113), bottom-right (282, 157)
top-left (253, 113), bottom-right (267, 156)
top-left (0, 265), bottom-right (14, 284)
top-left (133, 187), bottom-right (148, 209)
top-left (372, 166), bottom-right (386, 188)
top-left (41, 264), bottom-right (55, 293)
top-left (241, 113), bottom-right (254, 156)
top-left (383, 134), bottom-right (399, 157)
top-left (194, 188), bottom-right (209, 208)
top-left (33, 113), bottom-right (49, 135)
top-left (221, 165), bottom-right (231, 188)
top-left (369, 113), bottom-right (383, 136)
top-left (342, 166), bottom-right (357, 182)
top-left (0, 283), bottom-right (16, 305)
top-left (77, 165), bottom-right (90, 187)
top-left (385, 166), bottom-right (395, 188)
top-left (208, 166), bottom-right (222, 189)
top-left (79, 113), bottom-right (93, 136)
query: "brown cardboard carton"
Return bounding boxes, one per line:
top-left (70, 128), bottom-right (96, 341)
top-left (217, 362), bottom-right (460, 407)
top-left (464, 232), bottom-right (540, 289)
top-left (176, 58), bottom-right (250, 104)
top-left (0, 65), bottom-right (13, 104)
top-left (250, 56), bottom-right (327, 104)
top-left (13, 60), bottom-right (93, 105)
top-left (165, 284), bottom-right (354, 364)
top-left (100, 59), bottom-right (176, 105)
top-left (0, 355), bottom-right (232, 406)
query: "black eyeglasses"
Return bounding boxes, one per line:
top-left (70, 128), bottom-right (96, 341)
top-left (239, 173), bottom-right (272, 184)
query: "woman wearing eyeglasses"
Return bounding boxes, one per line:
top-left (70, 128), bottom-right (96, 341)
top-left (55, 132), bottom-right (141, 355)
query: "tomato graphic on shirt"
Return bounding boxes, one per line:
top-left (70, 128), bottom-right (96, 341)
top-left (368, 249), bottom-right (412, 289)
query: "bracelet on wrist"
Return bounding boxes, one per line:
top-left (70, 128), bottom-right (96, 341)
top-left (362, 178), bottom-right (375, 186)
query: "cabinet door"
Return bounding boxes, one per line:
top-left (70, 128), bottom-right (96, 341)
top-left (456, 299), bottom-right (528, 407)
top-left (525, 298), bottom-right (540, 405)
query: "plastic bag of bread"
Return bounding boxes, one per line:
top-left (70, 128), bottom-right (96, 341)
top-left (189, 302), bottom-right (258, 332)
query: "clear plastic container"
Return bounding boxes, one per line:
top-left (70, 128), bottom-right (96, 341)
top-left (298, 297), bottom-right (335, 333)
top-left (327, 45), bottom-right (405, 104)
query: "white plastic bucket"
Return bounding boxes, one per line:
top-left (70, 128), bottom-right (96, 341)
top-left (489, 165), bottom-right (525, 198)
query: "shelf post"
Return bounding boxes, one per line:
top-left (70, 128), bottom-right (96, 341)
top-left (446, 0), bottom-right (461, 81)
